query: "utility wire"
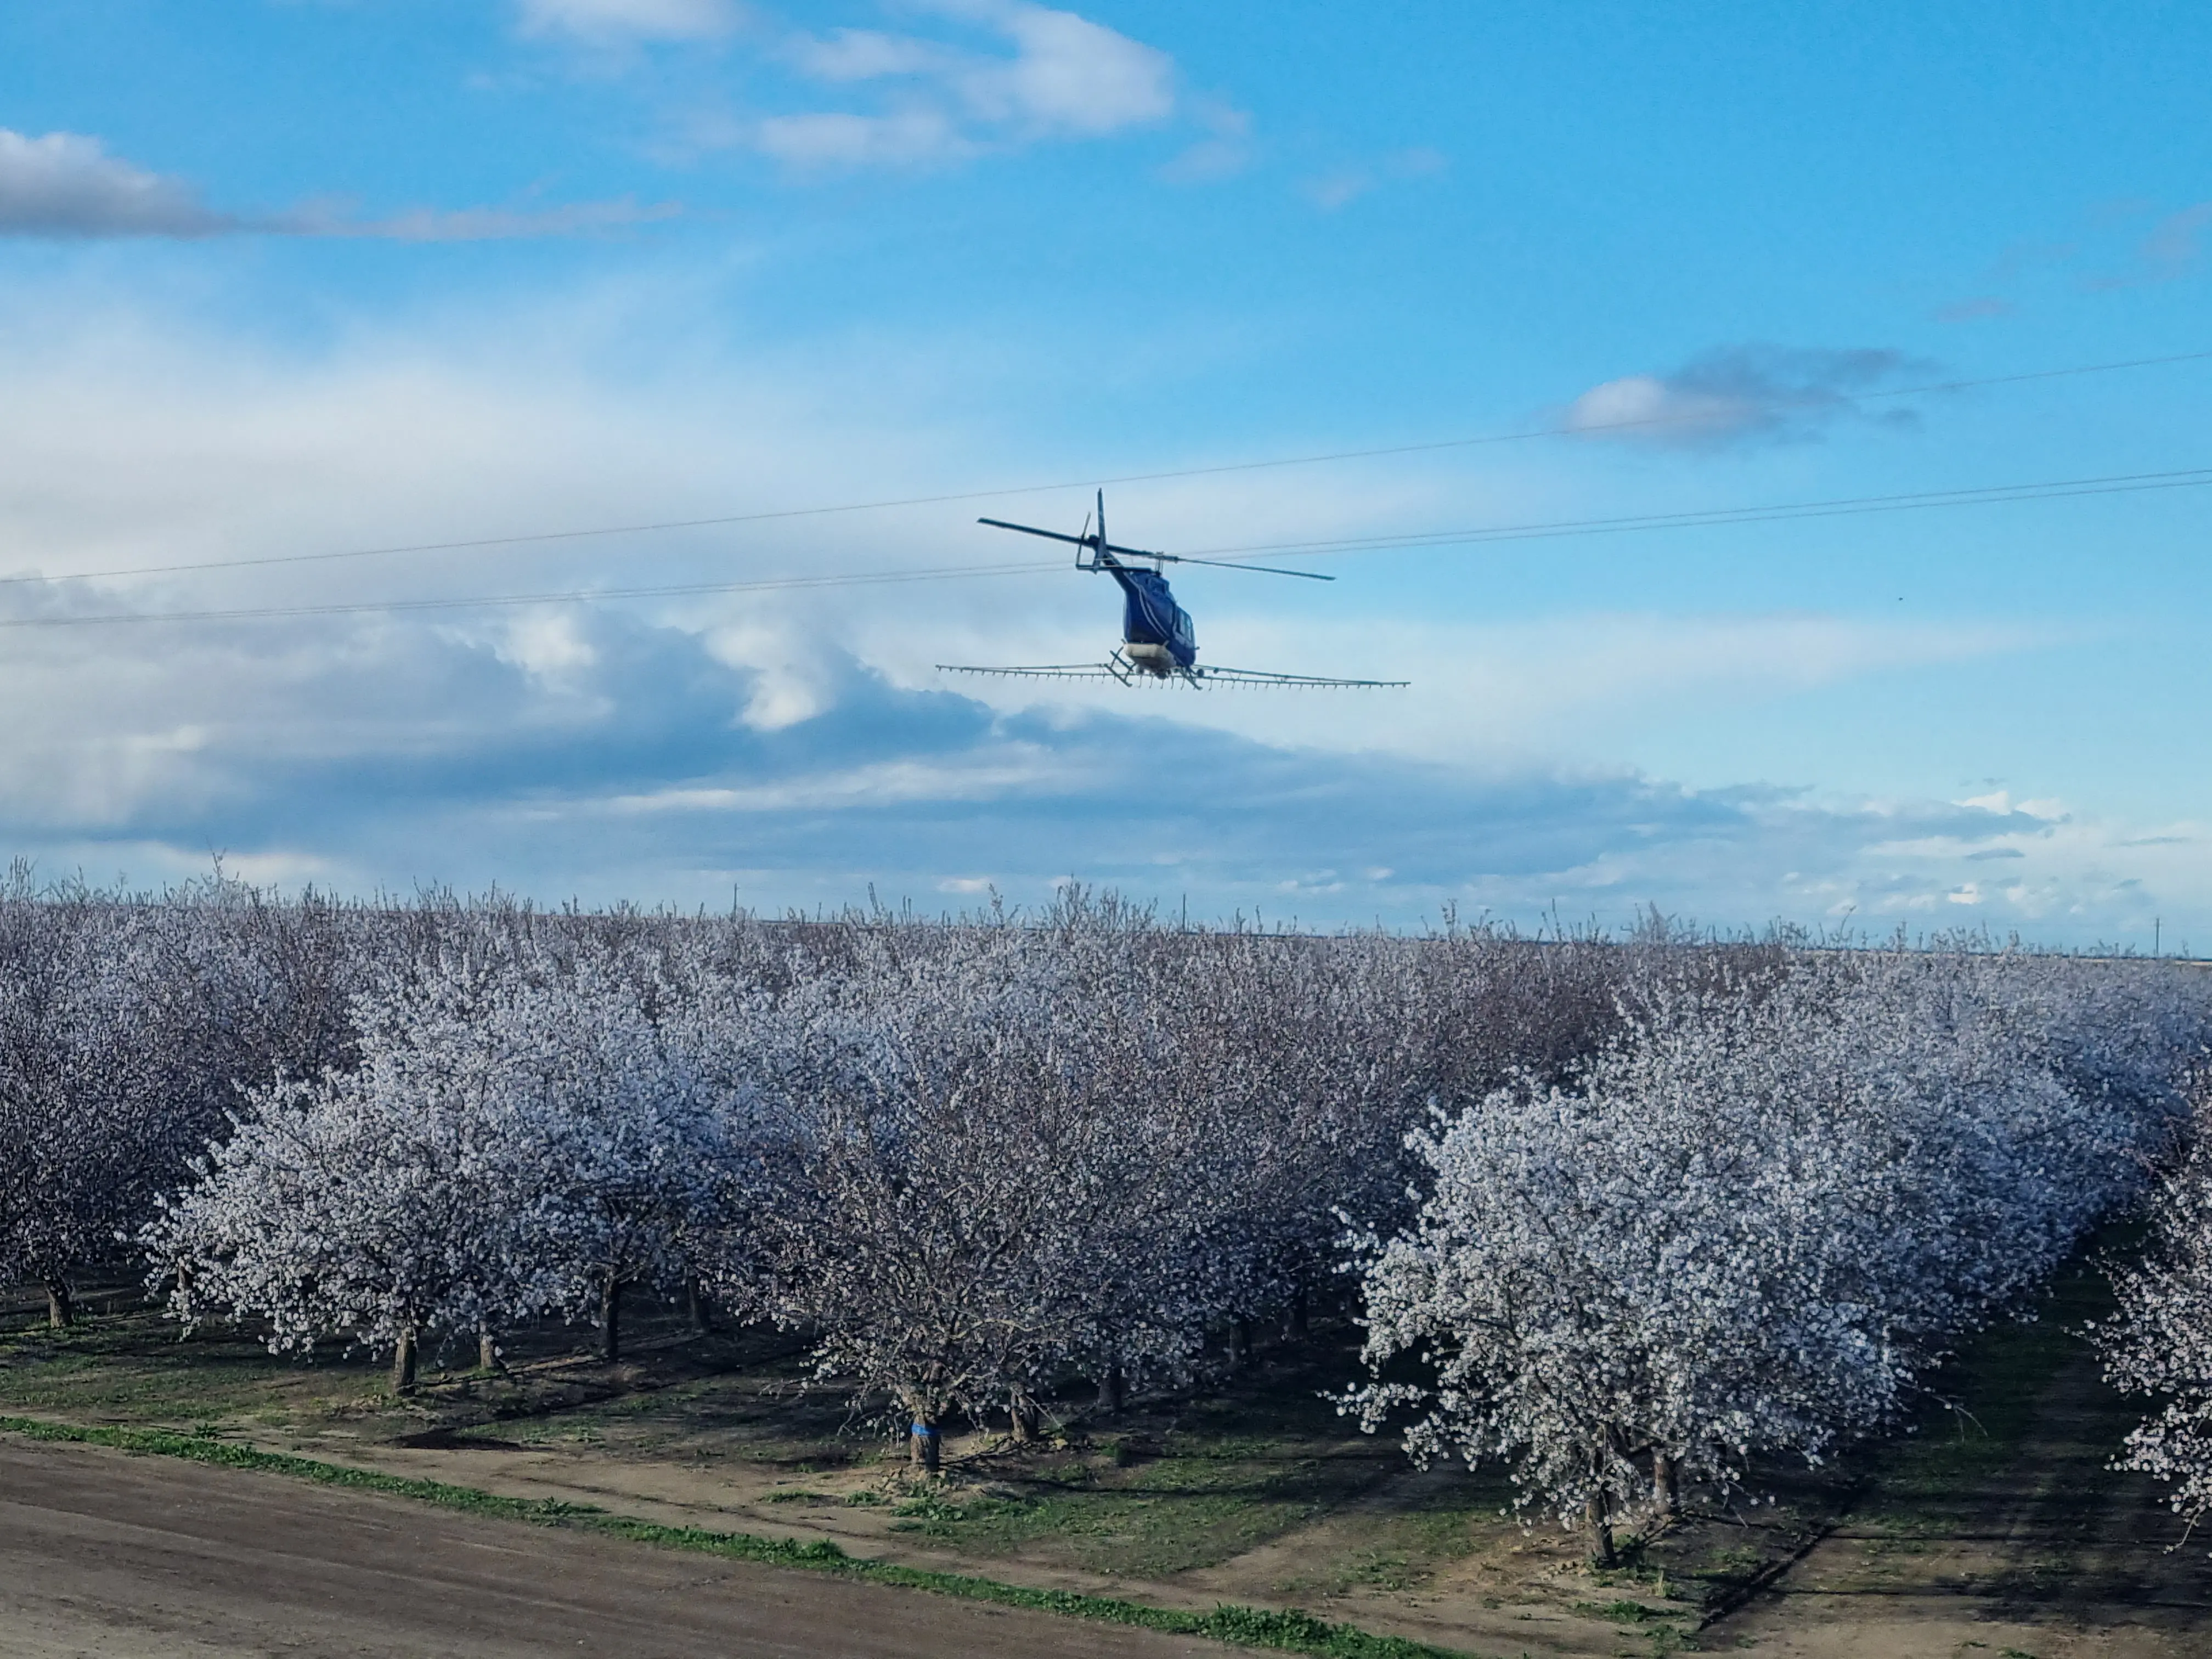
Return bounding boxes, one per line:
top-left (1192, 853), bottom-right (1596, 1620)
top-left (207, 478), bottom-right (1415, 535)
top-left (2, 460), bottom-right (2206, 630)
top-left (7, 345), bottom-right (2210, 592)
top-left (1173, 465), bottom-right (2212, 562)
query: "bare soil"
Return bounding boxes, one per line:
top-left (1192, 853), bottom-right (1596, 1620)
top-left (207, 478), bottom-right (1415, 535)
top-left (0, 1434), bottom-right (1229, 1659)
top-left (1714, 1253), bottom-right (2212, 1659)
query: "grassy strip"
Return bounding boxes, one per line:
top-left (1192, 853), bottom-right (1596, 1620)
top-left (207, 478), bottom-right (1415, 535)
top-left (0, 1415), bottom-right (1477, 1659)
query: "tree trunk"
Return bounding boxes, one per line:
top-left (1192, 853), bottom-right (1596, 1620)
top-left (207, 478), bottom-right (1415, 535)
top-left (1652, 1451), bottom-right (1680, 1517)
top-left (599, 1275), bottom-right (623, 1363)
top-left (1282, 1283), bottom-right (1309, 1343)
top-left (1232, 1317), bottom-right (1253, 1368)
top-left (1583, 1488), bottom-right (1616, 1568)
top-left (1094, 1362), bottom-right (1125, 1415)
top-left (477, 1330), bottom-right (501, 1373)
top-left (909, 1417), bottom-right (941, 1473)
top-left (391, 1327), bottom-right (419, 1396)
top-left (685, 1278), bottom-right (712, 1335)
top-left (1009, 1390), bottom-right (1041, 1444)
top-left (44, 1280), bottom-right (74, 1330)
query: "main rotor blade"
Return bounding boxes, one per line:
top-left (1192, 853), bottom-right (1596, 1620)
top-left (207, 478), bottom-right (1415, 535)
top-left (976, 518), bottom-right (1331, 579)
top-left (1155, 554), bottom-right (1334, 580)
top-left (975, 516), bottom-right (1155, 563)
top-left (976, 517), bottom-right (1094, 547)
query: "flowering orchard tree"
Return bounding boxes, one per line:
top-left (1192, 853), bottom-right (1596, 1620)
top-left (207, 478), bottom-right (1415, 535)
top-left (487, 955), bottom-right (741, 1362)
top-left (3, 870), bottom-right (2202, 1510)
top-left (145, 1077), bottom-right (532, 1393)
top-left (1165, 935), bottom-right (1415, 1358)
top-left (2096, 1108), bottom-right (2212, 1544)
top-left (0, 866), bottom-right (373, 1328)
top-left (150, 946), bottom-right (741, 1385)
top-left (1341, 1073), bottom-right (1902, 1563)
top-left (733, 914), bottom-right (1203, 1468)
top-left (0, 883), bottom-right (167, 1328)
top-left (146, 958), bottom-right (555, 1389)
top-left (1346, 952), bottom-right (2207, 1562)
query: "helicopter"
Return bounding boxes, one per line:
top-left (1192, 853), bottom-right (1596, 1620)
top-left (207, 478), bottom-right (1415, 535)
top-left (936, 491), bottom-right (1408, 689)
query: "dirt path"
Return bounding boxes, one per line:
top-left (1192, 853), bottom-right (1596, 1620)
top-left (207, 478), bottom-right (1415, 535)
top-left (0, 1436), bottom-right (1229, 1659)
top-left (1713, 1298), bottom-right (2212, 1659)
top-left (318, 1429), bottom-right (1630, 1655)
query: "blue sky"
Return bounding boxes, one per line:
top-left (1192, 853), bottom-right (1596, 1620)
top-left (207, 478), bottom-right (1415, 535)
top-left (0, 1), bottom-right (2207, 941)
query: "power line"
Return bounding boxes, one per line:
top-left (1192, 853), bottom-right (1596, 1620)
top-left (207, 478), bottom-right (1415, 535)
top-left (1174, 465), bottom-right (2212, 562)
top-left (2, 459), bottom-right (2204, 630)
top-left (8, 345), bottom-right (2211, 592)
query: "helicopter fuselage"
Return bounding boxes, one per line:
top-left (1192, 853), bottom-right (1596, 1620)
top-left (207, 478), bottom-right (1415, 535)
top-left (1101, 557), bottom-right (1196, 676)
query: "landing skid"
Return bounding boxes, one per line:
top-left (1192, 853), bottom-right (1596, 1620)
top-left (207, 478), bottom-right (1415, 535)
top-left (935, 652), bottom-right (1407, 689)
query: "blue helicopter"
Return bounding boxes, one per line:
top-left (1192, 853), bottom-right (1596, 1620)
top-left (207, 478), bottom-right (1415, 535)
top-left (937, 492), bottom-right (1408, 689)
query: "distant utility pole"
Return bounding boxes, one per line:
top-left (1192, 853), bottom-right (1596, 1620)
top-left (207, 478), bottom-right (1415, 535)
top-left (2155, 917), bottom-right (2162, 956)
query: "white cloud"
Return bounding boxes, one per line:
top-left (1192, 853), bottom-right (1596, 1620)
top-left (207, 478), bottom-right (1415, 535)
top-left (0, 130), bottom-right (234, 238)
top-left (788, 28), bottom-right (956, 81)
top-left (761, 2), bottom-right (1177, 171)
top-left (754, 108), bottom-right (975, 171)
top-left (0, 127), bottom-right (679, 242)
top-left (1932, 295), bottom-right (2013, 324)
top-left (1304, 167), bottom-right (1369, 213)
top-left (317, 196), bottom-right (684, 241)
top-left (1956, 788), bottom-right (2065, 819)
top-left (601, 750), bottom-right (1077, 814)
top-left (516, 0), bottom-right (744, 42)
top-left (495, 612), bottom-right (600, 684)
top-left (949, 1), bottom-right (1175, 137)
top-left (1849, 802), bottom-right (2207, 929)
top-left (2140, 201), bottom-right (2212, 279)
top-left (890, 595), bottom-right (2046, 772)
top-left (1301, 146), bottom-right (1447, 212)
top-left (1566, 345), bottom-right (1926, 448)
top-left (1159, 98), bottom-right (1254, 183)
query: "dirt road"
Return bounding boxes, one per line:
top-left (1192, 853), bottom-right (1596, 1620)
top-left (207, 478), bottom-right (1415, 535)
top-left (0, 1436), bottom-right (1229, 1659)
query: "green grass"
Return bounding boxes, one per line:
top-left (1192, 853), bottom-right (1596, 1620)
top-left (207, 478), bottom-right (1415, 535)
top-left (0, 1293), bottom-right (862, 1468)
top-left (0, 1413), bottom-right (1485, 1659)
top-left (885, 1442), bottom-right (1391, 1578)
top-left (1266, 1498), bottom-right (1493, 1601)
top-left (1570, 1599), bottom-right (1671, 1623)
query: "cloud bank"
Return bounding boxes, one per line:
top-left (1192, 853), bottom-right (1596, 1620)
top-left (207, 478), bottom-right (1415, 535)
top-left (1566, 344), bottom-right (1927, 448)
top-left (0, 130), bottom-right (236, 238)
top-left (7, 604), bottom-right (2186, 943)
top-left (0, 128), bottom-right (679, 242)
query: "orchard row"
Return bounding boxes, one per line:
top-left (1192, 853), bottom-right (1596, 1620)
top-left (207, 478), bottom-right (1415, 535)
top-left (1, 871), bottom-right (2204, 1559)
